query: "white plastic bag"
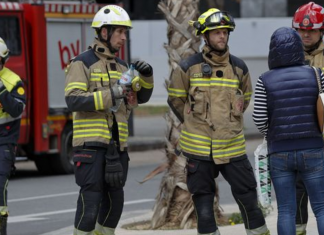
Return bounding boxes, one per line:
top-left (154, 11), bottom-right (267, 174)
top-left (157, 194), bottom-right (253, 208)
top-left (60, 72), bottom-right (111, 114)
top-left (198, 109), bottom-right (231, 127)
top-left (254, 139), bottom-right (271, 208)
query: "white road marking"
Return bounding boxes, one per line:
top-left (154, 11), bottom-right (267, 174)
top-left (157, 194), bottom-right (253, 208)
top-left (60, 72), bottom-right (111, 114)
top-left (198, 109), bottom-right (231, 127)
top-left (8, 192), bottom-right (78, 202)
top-left (8, 198), bottom-right (155, 223)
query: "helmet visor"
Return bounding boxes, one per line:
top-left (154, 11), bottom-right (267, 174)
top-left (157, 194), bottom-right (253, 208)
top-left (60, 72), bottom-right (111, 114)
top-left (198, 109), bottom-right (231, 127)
top-left (205, 11), bottom-right (235, 28)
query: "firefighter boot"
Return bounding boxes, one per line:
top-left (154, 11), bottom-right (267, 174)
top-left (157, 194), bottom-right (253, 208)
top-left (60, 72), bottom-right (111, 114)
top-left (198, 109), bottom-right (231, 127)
top-left (198, 230), bottom-right (220, 235)
top-left (0, 215), bottom-right (7, 235)
top-left (246, 225), bottom-right (270, 235)
top-left (95, 222), bottom-right (115, 235)
top-left (296, 224), bottom-right (307, 235)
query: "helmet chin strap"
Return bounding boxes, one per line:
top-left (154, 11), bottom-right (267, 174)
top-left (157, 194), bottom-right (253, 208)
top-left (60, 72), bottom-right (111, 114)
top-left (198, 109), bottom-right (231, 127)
top-left (98, 26), bottom-right (118, 53)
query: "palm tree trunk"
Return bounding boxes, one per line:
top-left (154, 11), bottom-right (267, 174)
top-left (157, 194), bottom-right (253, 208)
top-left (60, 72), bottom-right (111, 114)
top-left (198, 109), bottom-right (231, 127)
top-left (150, 0), bottom-right (222, 229)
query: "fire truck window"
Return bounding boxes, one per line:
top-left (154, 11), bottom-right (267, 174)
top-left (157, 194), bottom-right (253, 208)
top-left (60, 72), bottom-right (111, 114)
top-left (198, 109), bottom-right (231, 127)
top-left (0, 17), bottom-right (21, 56)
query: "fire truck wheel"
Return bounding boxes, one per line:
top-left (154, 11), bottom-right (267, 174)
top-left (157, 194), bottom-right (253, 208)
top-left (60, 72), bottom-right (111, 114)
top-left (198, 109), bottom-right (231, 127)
top-left (34, 156), bottom-right (55, 175)
top-left (51, 124), bottom-right (74, 174)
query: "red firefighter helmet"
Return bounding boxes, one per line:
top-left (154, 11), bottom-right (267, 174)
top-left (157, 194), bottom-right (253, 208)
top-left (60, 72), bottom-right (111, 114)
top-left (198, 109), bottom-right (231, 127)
top-left (292, 2), bottom-right (324, 30)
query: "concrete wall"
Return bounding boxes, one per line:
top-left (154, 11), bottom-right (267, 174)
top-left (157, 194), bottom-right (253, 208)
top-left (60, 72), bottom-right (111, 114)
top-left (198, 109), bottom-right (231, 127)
top-left (130, 18), bottom-right (292, 105)
top-left (241, 0), bottom-right (287, 17)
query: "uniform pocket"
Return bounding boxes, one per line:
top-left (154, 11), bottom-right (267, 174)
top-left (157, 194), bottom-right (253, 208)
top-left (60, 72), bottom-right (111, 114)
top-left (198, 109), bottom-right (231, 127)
top-left (187, 158), bottom-right (200, 174)
top-left (230, 89), bottom-right (244, 118)
top-left (73, 149), bottom-right (97, 186)
top-left (230, 158), bottom-right (257, 189)
top-left (2, 148), bottom-right (15, 177)
top-left (188, 86), bottom-right (208, 123)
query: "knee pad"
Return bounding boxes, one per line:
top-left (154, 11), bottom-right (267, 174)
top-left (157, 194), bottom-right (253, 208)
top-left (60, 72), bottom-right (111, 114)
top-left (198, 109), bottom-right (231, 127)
top-left (75, 191), bottom-right (102, 232)
top-left (98, 189), bottom-right (124, 228)
top-left (235, 190), bottom-right (265, 229)
top-left (192, 194), bottom-right (216, 234)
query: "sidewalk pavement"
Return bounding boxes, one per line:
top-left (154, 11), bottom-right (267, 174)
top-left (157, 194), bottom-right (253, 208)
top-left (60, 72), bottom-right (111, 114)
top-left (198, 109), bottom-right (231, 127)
top-left (41, 200), bottom-right (318, 235)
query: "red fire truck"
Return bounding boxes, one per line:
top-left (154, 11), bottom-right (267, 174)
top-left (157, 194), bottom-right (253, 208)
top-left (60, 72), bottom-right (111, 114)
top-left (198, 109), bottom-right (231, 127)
top-left (0, 1), bottom-right (129, 174)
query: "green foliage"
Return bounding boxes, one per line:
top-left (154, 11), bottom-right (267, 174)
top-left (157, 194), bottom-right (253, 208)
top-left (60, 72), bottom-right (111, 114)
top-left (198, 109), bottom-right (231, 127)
top-left (228, 212), bottom-right (243, 225)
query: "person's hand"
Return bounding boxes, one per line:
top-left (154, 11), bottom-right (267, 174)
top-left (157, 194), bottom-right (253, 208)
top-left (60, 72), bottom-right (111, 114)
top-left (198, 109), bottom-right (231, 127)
top-left (134, 60), bottom-right (153, 76)
top-left (105, 144), bottom-right (123, 188)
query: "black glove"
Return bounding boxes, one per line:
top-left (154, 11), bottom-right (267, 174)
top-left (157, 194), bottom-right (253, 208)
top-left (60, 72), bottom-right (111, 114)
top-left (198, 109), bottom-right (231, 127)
top-left (105, 144), bottom-right (123, 188)
top-left (134, 60), bottom-right (153, 76)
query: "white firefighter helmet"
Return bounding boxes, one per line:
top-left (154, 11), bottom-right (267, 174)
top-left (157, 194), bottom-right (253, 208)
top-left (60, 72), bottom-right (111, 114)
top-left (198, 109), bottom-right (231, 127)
top-left (0, 37), bottom-right (9, 64)
top-left (91, 5), bottom-right (132, 29)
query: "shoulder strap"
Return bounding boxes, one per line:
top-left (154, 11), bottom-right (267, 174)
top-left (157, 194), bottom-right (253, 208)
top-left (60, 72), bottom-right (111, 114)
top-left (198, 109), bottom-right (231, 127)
top-left (229, 54), bottom-right (242, 89)
top-left (312, 66), bottom-right (323, 93)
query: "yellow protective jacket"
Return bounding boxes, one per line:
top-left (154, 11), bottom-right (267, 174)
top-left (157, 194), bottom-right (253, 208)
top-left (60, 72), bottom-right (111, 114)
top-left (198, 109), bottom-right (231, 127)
top-left (168, 45), bottom-right (252, 164)
top-left (0, 67), bottom-right (26, 145)
top-left (65, 39), bottom-right (154, 150)
top-left (305, 41), bottom-right (324, 69)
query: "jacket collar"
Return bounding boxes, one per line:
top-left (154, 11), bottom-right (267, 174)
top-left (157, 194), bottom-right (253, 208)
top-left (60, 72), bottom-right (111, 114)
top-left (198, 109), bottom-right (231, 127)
top-left (306, 41), bottom-right (324, 56)
top-left (90, 38), bottom-right (116, 60)
top-left (202, 45), bottom-right (230, 66)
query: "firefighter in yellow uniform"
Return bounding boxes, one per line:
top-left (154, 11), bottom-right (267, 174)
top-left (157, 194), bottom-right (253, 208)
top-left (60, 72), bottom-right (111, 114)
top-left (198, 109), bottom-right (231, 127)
top-left (292, 2), bottom-right (324, 234)
top-left (0, 37), bottom-right (26, 235)
top-left (64, 5), bottom-right (154, 235)
top-left (167, 9), bottom-right (269, 235)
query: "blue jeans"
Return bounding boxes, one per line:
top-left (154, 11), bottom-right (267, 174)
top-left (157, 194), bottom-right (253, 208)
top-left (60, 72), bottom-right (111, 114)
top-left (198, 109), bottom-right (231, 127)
top-left (269, 148), bottom-right (324, 235)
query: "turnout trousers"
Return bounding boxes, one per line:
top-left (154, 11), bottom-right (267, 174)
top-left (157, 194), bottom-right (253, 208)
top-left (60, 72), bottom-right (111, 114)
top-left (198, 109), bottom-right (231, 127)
top-left (186, 155), bottom-right (269, 235)
top-left (73, 147), bottom-right (129, 235)
top-left (0, 144), bottom-right (15, 215)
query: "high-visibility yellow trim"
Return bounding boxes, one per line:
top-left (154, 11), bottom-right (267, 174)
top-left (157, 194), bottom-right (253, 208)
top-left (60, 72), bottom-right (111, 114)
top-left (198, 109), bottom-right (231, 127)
top-left (109, 71), bottom-right (122, 80)
top-left (0, 68), bottom-right (21, 92)
top-left (109, 71), bottom-right (122, 76)
top-left (74, 124), bottom-right (108, 128)
top-left (212, 134), bottom-right (245, 146)
top-left (119, 127), bottom-right (128, 132)
top-left (190, 77), bottom-right (240, 88)
top-left (74, 119), bottom-right (107, 123)
top-left (74, 129), bottom-right (110, 133)
top-left (94, 91), bottom-right (104, 110)
top-left (139, 78), bottom-right (154, 89)
top-left (190, 78), bottom-right (210, 86)
top-left (180, 139), bottom-right (210, 155)
top-left (181, 134), bottom-right (210, 145)
top-left (212, 145), bottom-right (246, 158)
top-left (111, 20), bottom-right (132, 27)
top-left (90, 73), bottom-right (109, 82)
top-left (168, 88), bottom-right (187, 97)
top-left (118, 122), bottom-right (128, 143)
top-left (210, 78), bottom-right (239, 88)
top-left (181, 131), bottom-right (211, 145)
top-left (73, 128), bottom-right (111, 139)
top-left (244, 92), bottom-right (252, 101)
top-left (65, 82), bottom-right (87, 92)
top-left (73, 120), bottom-right (108, 128)
top-left (182, 130), bottom-right (211, 141)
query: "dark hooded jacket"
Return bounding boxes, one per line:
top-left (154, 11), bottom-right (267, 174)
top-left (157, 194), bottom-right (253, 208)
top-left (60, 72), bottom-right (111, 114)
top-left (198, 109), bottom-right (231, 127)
top-left (261, 27), bottom-right (323, 154)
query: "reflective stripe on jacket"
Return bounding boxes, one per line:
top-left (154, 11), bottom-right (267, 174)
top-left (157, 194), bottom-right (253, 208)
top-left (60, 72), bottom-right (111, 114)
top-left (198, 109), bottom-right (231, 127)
top-left (0, 67), bottom-right (26, 145)
top-left (168, 45), bottom-right (252, 164)
top-left (65, 39), bottom-right (153, 150)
